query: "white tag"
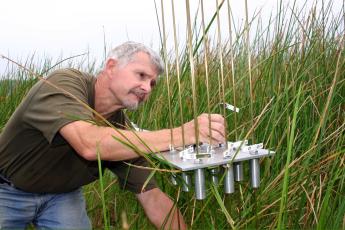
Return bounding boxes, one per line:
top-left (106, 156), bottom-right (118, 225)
top-left (220, 103), bottom-right (240, 113)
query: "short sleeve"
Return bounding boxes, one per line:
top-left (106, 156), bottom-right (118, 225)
top-left (22, 69), bottom-right (94, 143)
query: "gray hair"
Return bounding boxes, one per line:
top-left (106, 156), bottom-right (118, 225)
top-left (106, 41), bottom-right (164, 75)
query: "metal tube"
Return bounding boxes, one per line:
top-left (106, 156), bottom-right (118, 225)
top-left (234, 162), bottom-right (244, 181)
top-left (194, 168), bottom-right (206, 200)
top-left (182, 172), bottom-right (191, 192)
top-left (171, 174), bottom-right (178, 186)
top-left (250, 158), bottom-right (260, 188)
top-left (224, 164), bottom-right (235, 194)
top-left (209, 168), bottom-right (219, 186)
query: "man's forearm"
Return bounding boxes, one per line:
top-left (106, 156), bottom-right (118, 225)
top-left (98, 126), bottom-right (184, 161)
top-left (60, 120), bottom-right (187, 161)
top-left (60, 113), bottom-right (225, 162)
top-left (137, 188), bottom-right (187, 230)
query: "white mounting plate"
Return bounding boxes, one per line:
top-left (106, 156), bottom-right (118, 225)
top-left (156, 146), bottom-right (275, 171)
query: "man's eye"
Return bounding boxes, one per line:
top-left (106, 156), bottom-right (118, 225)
top-left (138, 72), bottom-right (145, 79)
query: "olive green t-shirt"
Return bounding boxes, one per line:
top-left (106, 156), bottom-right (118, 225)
top-left (0, 68), bottom-right (156, 193)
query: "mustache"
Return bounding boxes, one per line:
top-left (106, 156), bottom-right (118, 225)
top-left (129, 88), bottom-right (147, 100)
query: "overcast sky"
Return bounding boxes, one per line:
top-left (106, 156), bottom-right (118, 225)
top-left (0, 0), bottom-right (343, 74)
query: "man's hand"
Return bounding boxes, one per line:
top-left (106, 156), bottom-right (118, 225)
top-left (182, 113), bottom-right (226, 146)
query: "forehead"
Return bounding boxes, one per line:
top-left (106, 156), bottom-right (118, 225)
top-left (126, 52), bottom-right (158, 76)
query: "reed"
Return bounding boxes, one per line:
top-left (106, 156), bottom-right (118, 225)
top-left (185, 0), bottom-right (200, 151)
top-left (171, 0), bottom-right (186, 148)
top-left (200, 0), bottom-right (212, 145)
top-left (160, 0), bottom-right (175, 148)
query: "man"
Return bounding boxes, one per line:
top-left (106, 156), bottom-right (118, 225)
top-left (0, 42), bottom-right (225, 229)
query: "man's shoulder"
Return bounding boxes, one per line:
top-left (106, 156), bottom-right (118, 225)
top-left (46, 68), bottom-right (94, 81)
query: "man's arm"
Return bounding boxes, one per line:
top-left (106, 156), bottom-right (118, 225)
top-left (60, 120), bottom-right (177, 161)
top-left (136, 188), bottom-right (187, 230)
top-left (59, 113), bottom-right (225, 161)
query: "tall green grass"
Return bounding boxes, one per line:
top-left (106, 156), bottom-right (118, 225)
top-left (0, 1), bottom-right (344, 229)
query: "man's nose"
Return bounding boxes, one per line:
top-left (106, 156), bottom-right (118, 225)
top-left (141, 80), bottom-right (152, 93)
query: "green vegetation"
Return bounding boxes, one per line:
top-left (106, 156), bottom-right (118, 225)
top-left (0, 1), bottom-right (344, 229)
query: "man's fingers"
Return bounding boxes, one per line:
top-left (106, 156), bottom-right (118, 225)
top-left (199, 113), bottom-right (225, 125)
top-left (183, 113), bottom-right (226, 145)
top-left (210, 129), bottom-right (225, 143)
top-left (211, 122), bottom-right (225, 135)
top-left (198, 114), bottom-right (226, 143)
top-left (200, 132), bottom-right (225, 145)
top-left (209, 114), bottom-right (225, 123)
top-left (200, 123), bottom-right (225, 143)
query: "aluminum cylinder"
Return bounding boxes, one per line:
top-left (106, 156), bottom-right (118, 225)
top-left (194, 168), bottom-right (206, 200)
top-left (209, 168), bottom-right (219, 186)
top-left (234, 162), bottom-right (244, 181)
top-left (170, 174), bottom-right (178, 186)
top-left (182, 172), bottom-right (191, 192)
top-left (250, 158), bottom-right (260, 188)
top-left (224, 164), bottom-right (235, 194)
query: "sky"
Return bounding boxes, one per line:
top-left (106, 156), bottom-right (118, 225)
top-left (0, 0), bottom-right (343, 74)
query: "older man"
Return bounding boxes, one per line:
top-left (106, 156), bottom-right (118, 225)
top-left (0, 42), bottom-right (225, 229)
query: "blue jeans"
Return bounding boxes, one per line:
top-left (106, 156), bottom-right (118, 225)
top-left (0, 183), bottom-right (91, 229)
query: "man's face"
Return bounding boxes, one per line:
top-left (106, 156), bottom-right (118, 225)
top-left (109, 52), bottom-right (159, 110)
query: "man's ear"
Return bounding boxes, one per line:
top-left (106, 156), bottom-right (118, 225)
top-left (105, 58), bottom-right (117, 74)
